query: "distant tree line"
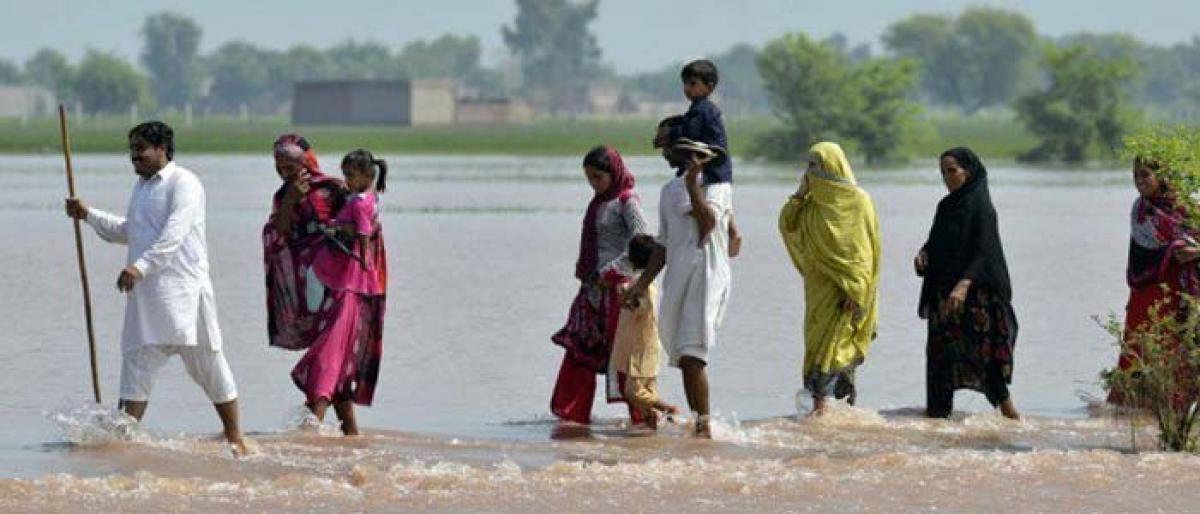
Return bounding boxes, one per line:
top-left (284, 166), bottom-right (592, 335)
top-left (0, 12), bottom-right (502, 116)
top-left (1, 3), bottom-right (1198, 163)
top-left (752, 7), bottom-right (1195, 163)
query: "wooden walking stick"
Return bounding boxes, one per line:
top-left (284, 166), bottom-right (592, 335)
top-left (59, 104), bottom-right (102, 404)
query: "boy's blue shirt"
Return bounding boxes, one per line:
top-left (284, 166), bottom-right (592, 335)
top-left (667, 96), bottom-right (733, 183)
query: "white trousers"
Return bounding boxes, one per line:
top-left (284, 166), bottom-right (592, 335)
top-left (119, 345), bottom-right (238, 403)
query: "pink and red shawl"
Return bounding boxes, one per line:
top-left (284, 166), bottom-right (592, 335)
top-left (263, 134), bottom-right (345, 350)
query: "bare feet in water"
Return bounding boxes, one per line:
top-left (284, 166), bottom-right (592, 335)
top-left (643, 410), bottom-right (660, 430)
top-left (229, 439), bottom-right (249, 458)
top-left (809, 395), bottom-right (828, 417)
top-left (694, 415), bottom-right (712, 439)
top-left (662, 404), bottom-right (681, 423)
top-left (299, 413), bottom-right (322, 432)
top-left (999, 398), bottom-right (1021, 420)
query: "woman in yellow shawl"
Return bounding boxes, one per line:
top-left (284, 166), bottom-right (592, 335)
top-left (779, 142), bottom-right (881, 414)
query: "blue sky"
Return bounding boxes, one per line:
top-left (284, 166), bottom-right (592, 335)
top-left (2, 0), bottom-right (1193, 73)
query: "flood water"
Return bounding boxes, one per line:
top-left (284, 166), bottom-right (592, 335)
top-left (0, 153), bottom-right (1186, 512)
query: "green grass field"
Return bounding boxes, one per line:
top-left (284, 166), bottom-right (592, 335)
top-left (0, 114), bottom-right (1038, 164)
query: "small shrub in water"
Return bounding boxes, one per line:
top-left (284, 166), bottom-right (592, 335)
top-left (1099, 302), bottom-right (1200, 452)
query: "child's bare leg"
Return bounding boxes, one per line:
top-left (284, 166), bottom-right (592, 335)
top-left (644, 408), bottom-right (659, 430)
top-left (118, 399), bottom-right (148, 421)
top-left (653, 400), bottom-right (680, 417)
top-left (333, 399), bottom-right (360, 436)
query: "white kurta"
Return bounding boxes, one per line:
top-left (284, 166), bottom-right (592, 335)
top-left (657, 175), bottom-right (733, 366)
top-left (85, 162), bottom-right (223, 351)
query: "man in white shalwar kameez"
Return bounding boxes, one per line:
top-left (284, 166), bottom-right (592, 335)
top-left (625, 156), bottom-right (733, 437)
top-left (65, 121), bottom-right (245, 454)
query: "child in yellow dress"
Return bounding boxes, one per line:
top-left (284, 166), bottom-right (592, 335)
top-left (611, 234), bottom-right (680, 429)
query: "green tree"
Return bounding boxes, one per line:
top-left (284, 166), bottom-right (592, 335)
top-left (326, 40), bottom-right (394, 79)
top-left (270, 45), bottom-right (338, 106)
top-left (206, 41), bottom-right (276, 112)
top-left (397, 35), bottom-right (481, 79)
top-left (846, 59), bottom-right (922, 164)
top-left (502, 0), bottom-right (602, 115)
top-left (1058, 33), bottom-right (1143, 61)
top-left (754, 33), bottom-right (852, 160)
top-left (394, 34), bottom-right (503, 95)
top-left (0, 58), bottom-right (23, 84)
top-left (24, 48), bottom-right (74, 99)
top-left (754, 33), bottom-right (921, 164)
top-left (884, 8), bottom-right (1037, 113)
top-left (1014, 45), bottom-right (1138, 163)
top-left (75, 50), bottom-right (152, 114)
top-left (140, 12), bottom-right (203, 109)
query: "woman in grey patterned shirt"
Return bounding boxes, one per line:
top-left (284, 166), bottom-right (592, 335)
top-left (550, 145), bottom-right (650, 425)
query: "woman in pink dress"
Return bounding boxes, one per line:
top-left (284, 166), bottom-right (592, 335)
top-left (266, 141), bottom-right (388, 435)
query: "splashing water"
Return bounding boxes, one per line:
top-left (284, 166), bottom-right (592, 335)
top-left (46, 401), bottom-right (143, 445)
top-left (281, 404), bottom-right (348, 438)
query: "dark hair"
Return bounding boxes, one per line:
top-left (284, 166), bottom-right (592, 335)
top-left (342, 148), bottom-right (388, 193)
top-left (681, 59), bottom-right (719, 88)
top-left (128, 121), bottom-right (174, 160)
top-left (939, 146), bottom-right (987, 179)
top-left (628, 234), bottom-right (657, 270)
top-left (583, 145), bottom-right (613, 173)
top-left (1134, 155), bottom-right (1165, 173)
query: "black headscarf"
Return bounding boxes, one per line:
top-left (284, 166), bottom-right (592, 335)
top-left (919, 147), bottom-right (1013, 315)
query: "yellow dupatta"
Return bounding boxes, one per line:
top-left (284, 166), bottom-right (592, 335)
top-left (778, 142), bottom-right (881, 381)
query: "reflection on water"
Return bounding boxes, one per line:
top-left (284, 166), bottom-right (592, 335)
top-left (0, 154), bottom-right (1170, 511)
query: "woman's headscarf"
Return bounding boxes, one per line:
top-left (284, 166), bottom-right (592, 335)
top-left (920, 147), bottom-right (1012, 314)
top-left (807, 142), bottom-right (857, 185)
top-left (267, 133), bottom-right (343, 226)
top-left (273, 133), bottom-right (324, 177)
top-left (575, 146), bottom-right (637, 280)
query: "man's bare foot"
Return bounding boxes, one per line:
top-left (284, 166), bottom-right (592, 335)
top-left (999, 399), bottom-right (1021, 420)
top-left (228, 439), bottom-right (249, 458)
top-left (693, 415), bottom-right (712, 439)
top-left (340, 421), bottom-right (360, 436)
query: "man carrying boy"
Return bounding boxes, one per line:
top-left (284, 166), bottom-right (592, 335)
top-left (630, 60), bottom-right (737, 437)
top-left (653, 59), bottom-right (733, 185)
top-left (626, 153), bottom-right (732, 437)
top-left (64, 121), bottom-right (246, 454)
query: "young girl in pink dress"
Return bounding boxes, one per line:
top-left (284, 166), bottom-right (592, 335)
top-left (294, 149), bottom-right (389, 435)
